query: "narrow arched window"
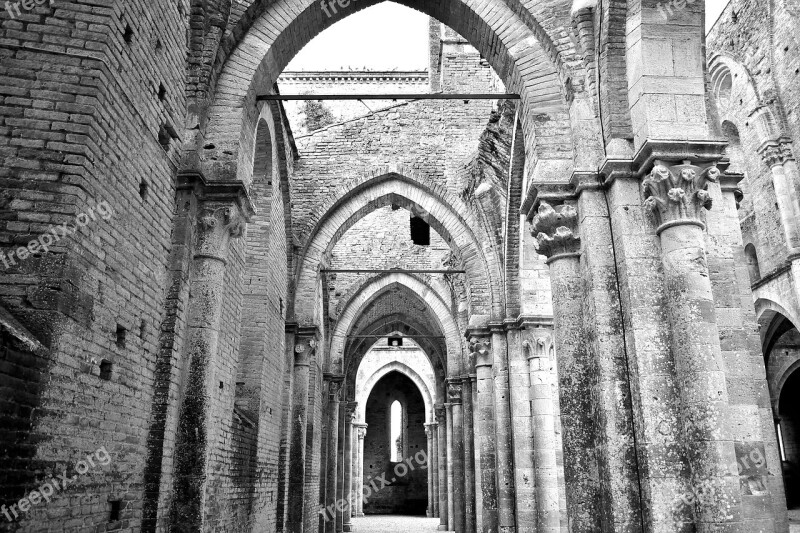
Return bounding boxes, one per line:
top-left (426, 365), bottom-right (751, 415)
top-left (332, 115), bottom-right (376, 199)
top-left (390, 400), bottom-right (402, 462)
top-left (744, 243), bottom-right (760, 285)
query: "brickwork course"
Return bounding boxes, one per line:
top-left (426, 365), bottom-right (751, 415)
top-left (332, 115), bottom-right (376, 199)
top-left (1, 0), bottom-right (800, 532)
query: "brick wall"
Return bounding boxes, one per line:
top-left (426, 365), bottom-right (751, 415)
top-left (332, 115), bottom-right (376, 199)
top-left (0, 1), bottom-right (187, 530)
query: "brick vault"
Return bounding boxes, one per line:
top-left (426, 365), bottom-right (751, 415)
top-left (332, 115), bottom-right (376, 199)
top-left (1, 0), bottom-right (800, 532)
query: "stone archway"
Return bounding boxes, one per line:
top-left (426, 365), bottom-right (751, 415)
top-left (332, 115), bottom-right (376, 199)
top-left (329, 272), bottom-right (462, 374)
top-left (198, 0), bottom-right (577, 186)
top-left (292, 173), bottom-right (503, 327)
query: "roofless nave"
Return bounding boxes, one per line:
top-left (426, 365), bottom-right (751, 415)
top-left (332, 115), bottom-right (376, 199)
top-left (1, 0), bottom-right (800, 532)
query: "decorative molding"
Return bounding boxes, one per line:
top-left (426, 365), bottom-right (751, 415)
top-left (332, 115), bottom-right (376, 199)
top-left (345, 401), bottom-right (358, 421)
top-left (325, 373), bottom-right (344, 400)
top-left (446, 379), bottom-right (463, 404)
top-left (434, 404), bottom-right (447, 424)
top-left (642, 159), bottom-right (720, 233)
top-left (530, 202), bottom-right (581, 262)
top-left (468, 335), bottom-right (492, 369)
top-left (758, 137), bottom-right (795, 168)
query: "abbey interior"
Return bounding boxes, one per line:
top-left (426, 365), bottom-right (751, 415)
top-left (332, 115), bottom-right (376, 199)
top-left (2, 0), bottom-right (800, 531)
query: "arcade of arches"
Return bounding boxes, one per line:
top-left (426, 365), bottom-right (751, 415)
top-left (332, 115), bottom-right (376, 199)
top-left (3, 0), bottom-right (800, 532)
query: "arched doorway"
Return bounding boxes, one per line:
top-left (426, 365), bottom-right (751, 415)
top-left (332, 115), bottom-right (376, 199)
top-left (762, 308), bottom-right (800, 512)
top-left (362, 371), bottom-right (429, 515)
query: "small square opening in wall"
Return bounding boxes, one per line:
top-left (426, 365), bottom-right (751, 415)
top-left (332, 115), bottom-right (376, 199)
top-left (99, 360), bottom-right (113, 381)
top-left (109, 499), bottom-right (122, 521)
top-left (388, 336), bottom-right (403, 347)
top-left (410, 216), bottom-right (430, 246)
top-left (116, 325), bottom-right (127, 348)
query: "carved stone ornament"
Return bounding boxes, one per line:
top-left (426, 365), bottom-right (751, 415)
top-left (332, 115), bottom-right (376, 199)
top-left (345, 402), bottom-right (358, 421)
top-left (447, 380), bottom-right (463, 404)
top-left (196, 204), bottom-right (246, 258)
top-left (434, 405), bottom-right (447, 424)
top-left (758, 138), bottom-right (795, 168)
top-left (530, 202), bottom-right (580, 259)
top-left (642, 159), bottom-right (720, 232)
top-left (328, 379), bottom-right (343, 401)
top-left (468, 336), bottom-right (490, 358)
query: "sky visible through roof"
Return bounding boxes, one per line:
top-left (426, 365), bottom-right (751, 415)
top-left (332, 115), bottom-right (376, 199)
top-left (285, 0), bottom-right (732, 72)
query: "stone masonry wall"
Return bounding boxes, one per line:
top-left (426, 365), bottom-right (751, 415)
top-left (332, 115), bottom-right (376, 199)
top-left (0, 1), bottom-right (188, 531)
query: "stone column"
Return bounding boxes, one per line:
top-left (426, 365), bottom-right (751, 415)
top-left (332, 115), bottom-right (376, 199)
top-left (335, 403), bottom-right (345, 533)
top-left (286, 329), bottom-right (318, 533)
top-left (470, 333), bottom-right (499, 533)
top-left (430, 422), bottom-right (439, 518)
top-left (425, 423), bottom-right (436, 518)
top-left (470, 373), bottom-right (482, 530)
top-left (435, 404), bottom-right (449, 531)
top-left (170, 191), bottom-right (250, 531)
top-left (445, 402), bottom-right (455, 530)
top-left (447, 379), bottom-right (466, 533)
top-left (342, 402), bottom-right (357, 532)
top-left (527, 335), bottom-right (560, 533)
top-left (758, 138), bottom-right (800, 253)
top-left (490, 325), bottom-right (517, 533)
top-left (530, 202), bottom-right (601, 532)
top-left (323, 375), bottom-right (344, 533)
top-left (508, 323), bottom-right (535, 533)
top-left (641, 161), bottom-right (740, 528)
top-left (354, 424), bottom-right (367, 517)
top-left (460, 376), bottom-right (476, 533)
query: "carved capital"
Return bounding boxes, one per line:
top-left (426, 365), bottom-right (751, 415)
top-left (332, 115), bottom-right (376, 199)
top-left (326, 374), bottom-right (344, 401)
top-left (293, 333), bottom-right (317, 366)
top-left (345, 402), bottom-right (358, 422)
top-left (446, 379), bottom-right (463, 404)
top-left (642, 159), bottom-right (720, 233)
top-left (434, 404), bottom-right (447, 424)
top-left (469, 335), bottom-right (492, 368)
top-left (195, 202), bottom-right (246, 260)
top-left (356, 423), bottom-right (367, 440)
top-left (758, 138), bottom-right (795, 168)
top-left (530, 202), bottom-right (580, 260)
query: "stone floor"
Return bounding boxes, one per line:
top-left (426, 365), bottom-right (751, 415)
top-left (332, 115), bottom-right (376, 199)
top-left (350, 515), bottom-right (441, 532)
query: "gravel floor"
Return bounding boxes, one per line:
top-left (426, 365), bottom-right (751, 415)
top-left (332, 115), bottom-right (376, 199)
top-left (350, 515), bottom-right (441, 532)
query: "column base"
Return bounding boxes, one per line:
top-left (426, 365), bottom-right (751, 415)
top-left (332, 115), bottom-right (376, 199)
top-left (343, 526), bottom-right (353, 532)
top-left (354, 513), bottom-right (364, 517)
